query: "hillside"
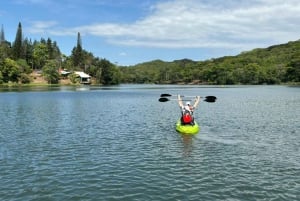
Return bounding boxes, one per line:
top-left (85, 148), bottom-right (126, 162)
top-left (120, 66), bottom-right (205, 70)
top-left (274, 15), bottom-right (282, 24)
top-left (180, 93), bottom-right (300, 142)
top-left (30, 71), bottom-right (72, 85)
top-left (120, 40), bottom-right (300, 84)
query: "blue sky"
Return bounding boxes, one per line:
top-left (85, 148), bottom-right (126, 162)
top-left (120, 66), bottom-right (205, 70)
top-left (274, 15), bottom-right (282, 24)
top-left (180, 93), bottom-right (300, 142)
top-left (1, 0), bottom-right (300, 66)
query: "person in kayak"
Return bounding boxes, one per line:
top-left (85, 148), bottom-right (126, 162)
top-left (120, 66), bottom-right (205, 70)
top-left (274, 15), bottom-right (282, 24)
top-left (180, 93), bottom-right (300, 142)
top-left (178, 95), bottom-right (200, 125)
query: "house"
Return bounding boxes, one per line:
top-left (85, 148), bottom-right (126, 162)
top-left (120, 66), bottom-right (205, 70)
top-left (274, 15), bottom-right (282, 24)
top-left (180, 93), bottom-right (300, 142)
top-left (74, 71), bottom-right (91, 84)
top-left (59, 69), bottom-right (71, 79)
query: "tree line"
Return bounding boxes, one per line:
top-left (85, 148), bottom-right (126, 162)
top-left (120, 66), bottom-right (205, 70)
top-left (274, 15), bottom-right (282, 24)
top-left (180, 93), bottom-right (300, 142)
top-left (1, 22), bottom-right (299, 85)
top-left (0, 22), bottom-right (120, 85)
top-left (120, 40), bottom-right (300, 85)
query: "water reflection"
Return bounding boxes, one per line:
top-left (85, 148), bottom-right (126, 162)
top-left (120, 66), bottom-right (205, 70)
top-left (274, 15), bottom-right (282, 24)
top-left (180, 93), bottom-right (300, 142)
top-left (181, 134), bottom-right (194, 157)
top-left (1, 85), bottom-right (299, 200)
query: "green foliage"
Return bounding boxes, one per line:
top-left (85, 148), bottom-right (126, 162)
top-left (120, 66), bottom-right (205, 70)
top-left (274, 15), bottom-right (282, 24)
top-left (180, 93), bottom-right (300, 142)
top-left (1, 23), bottom-right (121, 86)
top-left (0, 58), bottom-right (34, 83)
top-left (23, 38), bottom-right (34, 66)
top-left (0, 24), bottom-right (11, 60)
top-left (42, 60), bottom-right (59, 84)
top-left (12, 22), bottom-right (24, 60)
top-left (0, 25), bottom-right (5, 43)
top-left (0, 71), bottom-right (3, 84)
top-left (30, 38), bottom-right (61, 70)
top-left (68, 73), bottom-right (79, 84)
top-left (120, 40), bottom-right (300, 84)
top-left (285, 56), bottom-right (300, 82)
top-left (98, 59), bottom-right (120, 85)
top-left (16, 59), bottom-right (32, 74)
top-left (19, 73), bottom-right (31, 84)
top-left (70, 32), bottom-right (84, 68)
top-left (0, 58), bottom-right (21, 83)
top-left (0, 40), bottom-right (11, 60)
top-left (1, 21), bottom-right (299, 86)
top-left (33, 43), bottom-right (49, 69)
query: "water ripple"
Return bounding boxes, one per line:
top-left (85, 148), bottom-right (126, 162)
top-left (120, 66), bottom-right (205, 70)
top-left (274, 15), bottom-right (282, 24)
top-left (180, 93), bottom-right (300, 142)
top-left (0, 86), bottom-right (299, 200)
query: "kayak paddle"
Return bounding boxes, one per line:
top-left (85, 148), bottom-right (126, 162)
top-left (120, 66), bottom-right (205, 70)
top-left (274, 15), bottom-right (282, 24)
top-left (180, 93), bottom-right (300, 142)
top-left (159, 96), bottom-right (217, 103)
top-left (158, 97), bottom-right (191, 102)
top-left (160, 93), bottom-right (215, 98)
top-left (160, 93), bottom-right (188, 97)
top-left (160, 93), bottom-right (173, 97)
top-left (204, 96), bottom-right (217, 102)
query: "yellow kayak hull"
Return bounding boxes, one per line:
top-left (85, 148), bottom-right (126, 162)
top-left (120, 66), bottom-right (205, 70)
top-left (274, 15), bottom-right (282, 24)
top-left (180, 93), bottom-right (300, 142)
top-left (175, 119), bottom-right (200, 134)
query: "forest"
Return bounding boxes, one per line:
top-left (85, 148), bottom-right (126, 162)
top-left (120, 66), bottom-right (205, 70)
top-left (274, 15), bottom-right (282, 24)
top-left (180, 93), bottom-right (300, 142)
top-left (0, 22), bottom-right (120, 85)
top-left (120, 41), bottom-right (300, 85)
top-left (1, 22), bottom-right (299, 85)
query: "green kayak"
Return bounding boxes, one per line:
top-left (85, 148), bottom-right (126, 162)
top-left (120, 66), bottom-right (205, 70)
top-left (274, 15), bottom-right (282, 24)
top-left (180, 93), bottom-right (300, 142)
top-left (175, 119), bottom-right (200, 134)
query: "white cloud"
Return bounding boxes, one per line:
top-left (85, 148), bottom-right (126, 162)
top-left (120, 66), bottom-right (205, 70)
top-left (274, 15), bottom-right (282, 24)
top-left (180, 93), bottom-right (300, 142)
top-left (27, 21), bottom-right (58, 34)
top-left (29, 0), bottom-right (300, 50)
top-left (119, 52), bottom-right (127, 56)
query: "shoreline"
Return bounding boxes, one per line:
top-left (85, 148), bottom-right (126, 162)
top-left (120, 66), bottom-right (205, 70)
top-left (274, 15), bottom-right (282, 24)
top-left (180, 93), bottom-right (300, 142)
top-left (1, 82), bottom-right (299, 88)
top-left (1, 72), bottom-right (299, 87)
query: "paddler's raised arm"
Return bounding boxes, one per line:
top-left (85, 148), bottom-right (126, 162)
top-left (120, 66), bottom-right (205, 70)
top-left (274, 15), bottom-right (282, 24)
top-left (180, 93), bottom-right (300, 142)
top-left (193, 96), bottom-right (200, 108)
top-left (178, 94), bottom-right (184, 107)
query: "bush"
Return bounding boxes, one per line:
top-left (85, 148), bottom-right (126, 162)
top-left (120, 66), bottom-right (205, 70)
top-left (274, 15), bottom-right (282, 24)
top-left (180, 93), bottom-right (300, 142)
top-left (0, 71), bottom-right (3, 84)
top-left (19, 73), bottom-right (31, 84)
top-left (42, 60), bottom-right (60, 84)
top-left (68, 73), bottom-right (79, 84)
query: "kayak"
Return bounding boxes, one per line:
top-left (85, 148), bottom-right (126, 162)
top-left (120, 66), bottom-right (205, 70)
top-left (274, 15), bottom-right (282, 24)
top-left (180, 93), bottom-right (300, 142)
top-left (175, 119), bottom-right (200, 134)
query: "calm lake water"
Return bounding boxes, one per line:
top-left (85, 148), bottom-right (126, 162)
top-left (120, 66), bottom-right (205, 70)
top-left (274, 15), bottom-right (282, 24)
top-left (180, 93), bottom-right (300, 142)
top-left (0, 85), bottom-right (299, 201)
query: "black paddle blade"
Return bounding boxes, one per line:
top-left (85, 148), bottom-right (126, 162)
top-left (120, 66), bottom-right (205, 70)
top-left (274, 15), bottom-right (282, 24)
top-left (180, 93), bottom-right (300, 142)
top-left (204, 96), bottom-right (217, 102)
top-left (158, 97), bottom-right (170, 102)
top-left (160, 93), bottom-right (172, 97)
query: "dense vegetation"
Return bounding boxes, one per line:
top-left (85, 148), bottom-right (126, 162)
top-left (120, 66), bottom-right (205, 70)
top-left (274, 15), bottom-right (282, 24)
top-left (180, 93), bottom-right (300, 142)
top-left (120, 41), bottom-right (300, 85)
top-left (0, 23), bottom-right (120, 85)
top-left (1, 22), bottom-right (299, 85)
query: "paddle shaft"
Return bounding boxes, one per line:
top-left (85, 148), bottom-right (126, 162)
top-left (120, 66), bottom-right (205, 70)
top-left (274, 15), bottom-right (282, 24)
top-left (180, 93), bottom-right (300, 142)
top-left (159, 96), bottom-right (216, 103)
top-left (160, 94), bottom-right (194, 98)
top-left (161, 94), bottom-right (215, 99)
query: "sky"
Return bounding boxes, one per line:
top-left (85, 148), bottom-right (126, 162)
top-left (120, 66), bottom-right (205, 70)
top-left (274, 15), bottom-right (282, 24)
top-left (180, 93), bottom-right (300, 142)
top-left (1, 0), bottom-right (300, 66)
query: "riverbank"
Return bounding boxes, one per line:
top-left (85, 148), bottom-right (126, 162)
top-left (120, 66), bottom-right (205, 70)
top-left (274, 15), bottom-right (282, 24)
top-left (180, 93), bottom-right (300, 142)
top-left (1, 71), bottom-right (299, 87)
top-left (0, 71), bottom-right (79, 87)
top-left (31, 71), bottom-right (73, 85)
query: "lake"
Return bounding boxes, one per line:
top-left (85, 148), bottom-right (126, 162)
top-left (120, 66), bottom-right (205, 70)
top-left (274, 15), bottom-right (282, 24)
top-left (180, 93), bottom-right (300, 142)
top-left (0, 85), bottom-right (299, 201)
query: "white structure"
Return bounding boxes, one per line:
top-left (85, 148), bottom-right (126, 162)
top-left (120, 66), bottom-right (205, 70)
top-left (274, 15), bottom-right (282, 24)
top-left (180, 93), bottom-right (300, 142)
top-left (74, 71), bottom-right (91, 84)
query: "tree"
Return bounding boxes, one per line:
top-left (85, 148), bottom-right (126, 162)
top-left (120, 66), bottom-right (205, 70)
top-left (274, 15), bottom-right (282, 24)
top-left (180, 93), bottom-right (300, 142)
top-left (0, 58), bottom-right (21, 83)
top-left (45, 38), bottom-right (61, 60)
top-left (33, 43), bottom-right (48, 69)
top-left (0, 25), bottom-right (11, 59)
top-left (52, 41), bottom-right (62, 66)
top-left (0, 71), bottom-right (3, 84)
top-left (241, 63), bottom-right (260, 84)
top-left (71, 32), bottom-right (84, 68)
top-left (285, 58), bottom-right (300, 82)
top-left (19, 73), bottom-right (31, 84)
top-left (12, 22), bottom-right (24, 59)
top-left (16, 59), bottom-right (32, 74)
top-left (42, 60), bottom-right (59, 84)
top-left (23, 38), bottom-right (34, 66)
top-left (0, 24), bottom-right (5, 43)
top-left (99, 59), bottom-right (120, 85)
